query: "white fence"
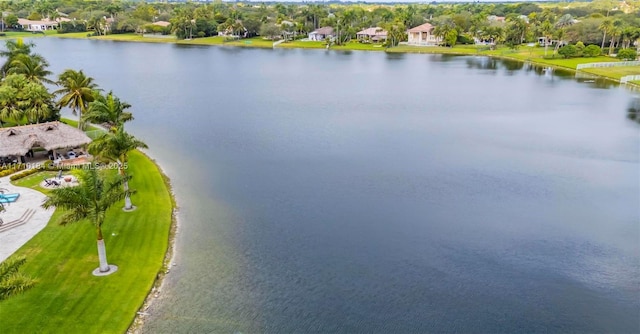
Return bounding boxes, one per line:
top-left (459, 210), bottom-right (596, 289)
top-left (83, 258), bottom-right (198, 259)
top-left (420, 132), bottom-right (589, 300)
top-left (621, 75), bottom-right (640, 83)
top-left (576, 61), bottom-right (640, 70)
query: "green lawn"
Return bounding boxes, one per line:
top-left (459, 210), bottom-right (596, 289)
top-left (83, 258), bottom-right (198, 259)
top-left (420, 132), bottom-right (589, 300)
top-left (580, 66), bottom-right (640, 79)
top-left (332, 41), bottom-right (386, 51)
top-left (0, 30), bottom-right (57, 39)
top-left (0, 150), bottom-right (174, 333)
top-left (388, 44), bottom-right (484, 54)
top-left (222, 36), bottom-right (274, 48)
top-left (50, 32), bottom-right (90, 39)
top-left (277, 40), bottom-right (326, 49)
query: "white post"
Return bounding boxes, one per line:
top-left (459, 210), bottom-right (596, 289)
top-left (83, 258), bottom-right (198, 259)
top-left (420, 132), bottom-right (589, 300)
top-left (97, 239), bottom-right (110, 272)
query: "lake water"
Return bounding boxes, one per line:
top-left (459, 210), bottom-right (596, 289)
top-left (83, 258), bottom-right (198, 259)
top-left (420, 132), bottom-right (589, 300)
top-left (32, 38), bottom-right (639, 333)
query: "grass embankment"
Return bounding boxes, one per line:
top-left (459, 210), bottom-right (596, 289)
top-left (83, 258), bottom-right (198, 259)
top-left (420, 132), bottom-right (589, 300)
top-left (579, 66), bottom-right (640, 80)
top-left (0, 150), bottom-right (174, 334)
top-left (0, 30), bottom-right (58, 39)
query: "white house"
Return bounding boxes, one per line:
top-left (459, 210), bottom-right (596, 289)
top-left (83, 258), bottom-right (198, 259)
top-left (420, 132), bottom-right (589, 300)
top-left (407, 23), bottom-right (441, 46)
top-left (18, 18), bottom-right (61, 31)
top-left (308, 27), bottom-right (334, 41)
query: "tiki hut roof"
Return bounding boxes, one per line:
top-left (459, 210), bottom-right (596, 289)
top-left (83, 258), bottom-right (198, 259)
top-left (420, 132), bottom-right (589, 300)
top-left (0, 122), bottom-right (92, 157)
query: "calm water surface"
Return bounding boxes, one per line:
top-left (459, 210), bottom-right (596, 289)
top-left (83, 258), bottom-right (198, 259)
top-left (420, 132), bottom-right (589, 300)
top-left (34, 38), bottom-right (639, 333)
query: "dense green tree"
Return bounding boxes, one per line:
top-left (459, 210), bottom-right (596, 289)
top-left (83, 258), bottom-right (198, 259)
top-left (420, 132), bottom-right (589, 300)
top-left (558, 44), bottom-right (578, 58)
top-left (384, 21), bottom-right (407, 48)
top-left (617, 48), bottom-right (637, 60)
top-left (260, 23), bottom-right (281, 40)
top-left (0, 73), bottom-right (57, 124)
top-left (583, 44), bottom-right (602, 57)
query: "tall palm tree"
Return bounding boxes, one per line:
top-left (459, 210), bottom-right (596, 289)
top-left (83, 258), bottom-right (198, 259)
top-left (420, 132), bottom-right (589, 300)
top-left (42, 168), bottom-right (126, 274)
top-left (0, 38), bottom-right (34, 76)
top-left (0, 256), bottom-right (37, 301)
top-left (55, 69), bottom-right (99, 129)
top-left (83, 91), bottom-right (133, 131)
top-left (88, 126), bottom-right (148, 211)
top-left (599, 19), bottom-right (613, 50)
top-left (7, 54), bottom-right (54, 84)
top-left (540, 20), bottom-right (554, 57)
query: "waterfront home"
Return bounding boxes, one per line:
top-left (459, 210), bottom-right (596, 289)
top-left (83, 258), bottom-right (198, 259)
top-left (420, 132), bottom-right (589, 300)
top-left (152, 21), bottom-right (171, 27)
top-left (407, 23), bottom-right (441, 46)
top-left (308, 27), bottom-right (334, 41)
top-left (488, 15), bottom-right (506, 23)
top-left (356, 27), bottom-right (387, 43)
top-left (17, 18), bottom-right (69, 31)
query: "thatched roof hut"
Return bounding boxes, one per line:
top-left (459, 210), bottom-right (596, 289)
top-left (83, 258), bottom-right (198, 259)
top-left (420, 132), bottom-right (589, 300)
top-left (0, 122), bottom-right (92, 157)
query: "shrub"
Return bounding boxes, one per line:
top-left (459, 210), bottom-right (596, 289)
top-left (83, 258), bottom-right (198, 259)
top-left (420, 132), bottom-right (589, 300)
top-left (583, 44), bottom-right (601, 57)
top-left (456, 34), bottom-right (475, 45)
top-left (617, 48), bottom-right (638, 61)
top-left (558, 44), bottom-right (578, 58)
top-left (9, 168), bottom-right (39, 181)
top-left (58, 21), bottom-right (87, 34)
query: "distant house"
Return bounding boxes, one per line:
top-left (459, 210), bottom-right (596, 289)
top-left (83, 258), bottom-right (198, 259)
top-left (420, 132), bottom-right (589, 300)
top-left (152, 21), bottom-right (171, 28)
top-left (308, 27), bottom-right (334, 41)
top-left (488, 15), bottom-right (506, 23)
top-left (356, 27), bottom-right (387, 43)
top-left (18, 18), bottom-right (60, 31)
top-left (407, 23), bottom-right (441, 46)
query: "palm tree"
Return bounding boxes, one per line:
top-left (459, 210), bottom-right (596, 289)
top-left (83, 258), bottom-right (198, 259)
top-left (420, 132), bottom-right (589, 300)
top-left (88, 126), bottom-right (148, 211)
top-left (0, 38), bottom-right (34, 76)
top-left (600, 19), bottom-right (613, 50)
top-left (83, 91), bottom-right (133, 131)
top-left (0, 256), bottom-right (37, 301)
top-left (42, 168), bottom-right (126, 274)
top-left (6, 54), bottom-right (54, 84)
top-left (55, 69), bottom-right (99, 129)
top-left (540, 20), bottom-right (554, 57)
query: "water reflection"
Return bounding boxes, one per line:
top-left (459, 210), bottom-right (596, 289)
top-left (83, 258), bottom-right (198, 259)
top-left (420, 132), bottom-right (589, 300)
top-left (465, 56), bottom-right (498, 71)
top-left (628, 97), bottom-right (640, 123)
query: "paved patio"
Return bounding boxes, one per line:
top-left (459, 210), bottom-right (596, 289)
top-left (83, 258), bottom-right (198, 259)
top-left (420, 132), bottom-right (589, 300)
top-left (0, 175), bottom-right (54, 263)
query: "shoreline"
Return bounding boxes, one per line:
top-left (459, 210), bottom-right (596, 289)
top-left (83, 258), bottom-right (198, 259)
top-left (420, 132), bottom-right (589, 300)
top-left (127, 151), bottom-right (179, 334)
top-left (48, 33), bottom-right (640, 88)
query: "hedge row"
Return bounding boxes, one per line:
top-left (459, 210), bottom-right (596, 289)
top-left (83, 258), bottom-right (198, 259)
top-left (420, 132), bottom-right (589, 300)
top-left (9, 168), bottom-right (39, 181)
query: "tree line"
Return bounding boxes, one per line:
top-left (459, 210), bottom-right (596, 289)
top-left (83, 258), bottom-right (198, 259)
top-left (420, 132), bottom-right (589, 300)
top-left (0, 0), bottom-right (638, 52)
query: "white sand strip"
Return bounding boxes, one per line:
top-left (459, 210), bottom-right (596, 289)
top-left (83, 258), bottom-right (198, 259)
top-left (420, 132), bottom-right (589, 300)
top-left (0, 175), bottom-right (55, 263)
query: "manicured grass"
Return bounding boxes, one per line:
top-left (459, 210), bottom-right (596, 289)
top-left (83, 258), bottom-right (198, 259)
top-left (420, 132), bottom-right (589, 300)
top-left (277, 40), bottom-right (326, 49)
top-left (388, 44), bottom-right (485, 54)
top-left (50, 32), bottom-right (90, 39)
top-left (222, 36), bottom-right (274, 48)
top-left (0, 30), bottom-right (57, 39)
top-left (332, 41), bottom-right (385, 51)
top-left (0, 150), bottom-right (174, 333)
top-left (176, 36), bottom-right (225, 45)
top-left (580, 66), bottom-right (640, 79)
